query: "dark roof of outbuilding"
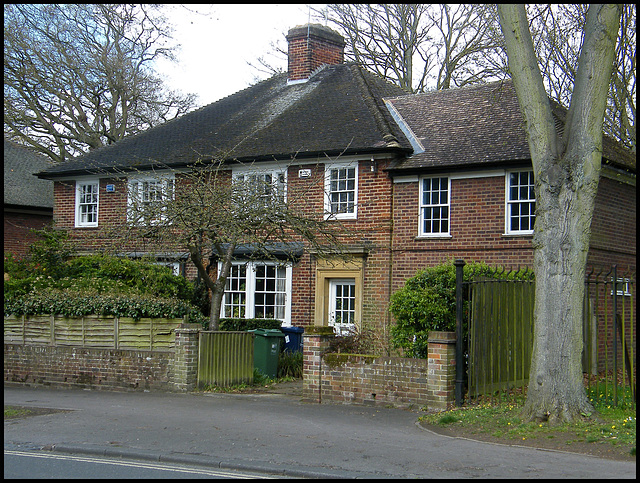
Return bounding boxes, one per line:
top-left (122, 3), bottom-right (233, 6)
top-left (386, 80), bottom-right (635, 174)
top-left (4, 139), bottom-right (54, 209)
top-left (37, 64), bottom-right (412, 179)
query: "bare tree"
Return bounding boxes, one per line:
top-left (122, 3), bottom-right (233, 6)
top-left (498, 4), bottom-right (621, 425)
top-left (312, 4), bottom-right (505, 93)
top-left (4, 4), bottom-right (197, 163)
top-left (528, 4), bottom-right (636, 151)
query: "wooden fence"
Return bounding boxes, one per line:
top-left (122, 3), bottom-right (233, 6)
top-left (467, 275), bottom-right (535, 401)
top-left (4, 315), bottom-right (183, 351)
top-left (460, 263), bottom-right (635, 407)
top-left (197, 331), bottom-right (254, 388)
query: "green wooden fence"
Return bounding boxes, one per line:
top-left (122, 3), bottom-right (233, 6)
top-left (197, 331), bottom-right (254, 388)
top-left (467, 277), bottom-right (535, 402)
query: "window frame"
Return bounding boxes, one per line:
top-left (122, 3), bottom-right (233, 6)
top-left (418, 175), bottom-right (451, 238)
top-left (75, 179), bottom-right (100, 228)
top-left (219, 260), bottom-right (293, 326)
top-left (324, 161), bottom-right (358, 220)
top-left (505, 169), bottom-right (536, 235)
top-left (232, 165), bottom-right (288, 205)
top-left (127, 173), bottom-right (175, 225)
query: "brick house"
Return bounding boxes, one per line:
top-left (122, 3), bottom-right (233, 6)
top-left (36, 24), bottom-right (636, 336)
top-left (4, 139), bottom-right (54, 258)
top-left (384, 82), bottom-right (636, 294)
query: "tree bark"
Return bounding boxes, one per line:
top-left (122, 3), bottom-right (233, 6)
top-left (498, 4), bottom-right (621, 424)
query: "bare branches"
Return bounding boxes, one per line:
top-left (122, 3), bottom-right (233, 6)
top-left (313, 4), bottom-right (505, 93)
top-left (4, 4), bottom-right (197, 162)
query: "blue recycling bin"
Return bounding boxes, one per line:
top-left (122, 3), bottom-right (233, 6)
top-left (280, 326), bottom-right (304, 353)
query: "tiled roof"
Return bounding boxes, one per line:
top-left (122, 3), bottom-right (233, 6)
top-left (4, 139), bottom-right (54, 209)
top-left (386, 80), bottom-right (635, 174)
top-left (37, 64), bottom-right (412, 179)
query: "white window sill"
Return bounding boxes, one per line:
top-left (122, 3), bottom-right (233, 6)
top-left (415, 234), bottom-right (452, 240)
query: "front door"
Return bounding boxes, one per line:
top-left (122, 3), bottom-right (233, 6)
top-left (328, 279), bottom-right (356, 335)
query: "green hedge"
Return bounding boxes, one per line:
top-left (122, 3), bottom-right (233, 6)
top-left (218, 318), bottom-right (282, 331)
top-left (3, 287), bottom-right (203, 322)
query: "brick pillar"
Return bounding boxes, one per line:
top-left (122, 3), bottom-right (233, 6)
top-left (302, 328), bottom-right (334, 403)
top-left (427, 331), bottom-right (457, 411)
top-left (172, 323), bottom-right (201, 392)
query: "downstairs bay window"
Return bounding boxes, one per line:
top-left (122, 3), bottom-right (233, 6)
top-left (220, 261), bottom-right (293, 326)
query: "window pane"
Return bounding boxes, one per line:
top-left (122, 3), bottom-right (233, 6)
top-left (507, 171), bottom-right (536, 233)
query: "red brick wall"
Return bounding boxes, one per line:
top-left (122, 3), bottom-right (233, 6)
top-left (587, 175), bottom-right (636, 272)
top-left (4, 211), bottom-right (52, 258)
top-left (391, 175), bottom-right (534, 292)
top-left (4, 344), bottom-right (173, 391)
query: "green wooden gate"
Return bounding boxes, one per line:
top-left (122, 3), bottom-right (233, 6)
top-left (467, 277), bottom-right (535, 401)
top-left (197, 331), bottom-right (254, 388)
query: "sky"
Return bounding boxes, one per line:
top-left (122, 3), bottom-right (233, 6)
top-left (155, 4), bottom-right (327, 108)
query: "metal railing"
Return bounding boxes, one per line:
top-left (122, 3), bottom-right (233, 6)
top-left (455, 260), bottom-right (636, 408)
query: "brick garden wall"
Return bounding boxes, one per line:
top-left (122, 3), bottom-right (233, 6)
top-left (4, 323), bottom-right (201, 392)
top-left (4, 344), bottom-right (173, 391)
top-left (303, 330), bottom-right (456, 411)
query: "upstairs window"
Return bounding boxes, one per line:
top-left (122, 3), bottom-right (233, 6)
top-left (419, 176), bottom-right (450, 236)
top-left (75, 180), bottom-right (99, 227)
top-left (506, 170), bottom-right (535, 234)
top-left (128, 174), bottom-right (175, 225)
top-left (325, 162), bottom-right (358, 220)
top-left (233, 169), bottom-right (287, 205)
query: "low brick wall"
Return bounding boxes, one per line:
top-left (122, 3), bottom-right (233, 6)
top-left (303, 330), bottom-right (456, 411)
top-left (4, 321), bottom-right (202, 392)
top-left (4, 344), bottom-right (173, 391)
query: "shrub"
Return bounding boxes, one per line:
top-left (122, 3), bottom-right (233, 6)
top-left (65, 255), bottom-right (193, 300)
top-left (4, 245), bottom-right (205, 324)
top-left (4, 286), bottom-right (199, 320)
top-left (278, 351), bottom-right (303, 379)
top-left (218, 318), bottom-right (282, 331)
top-left (323, 324), bottom-right (381, 356)
top-left (389, 260), bottom-right (533, 358)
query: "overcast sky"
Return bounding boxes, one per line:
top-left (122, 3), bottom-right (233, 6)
top-left (156, 4), bottom-right (327, 107)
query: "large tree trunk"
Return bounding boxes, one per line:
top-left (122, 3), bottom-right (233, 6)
top-left (498, 4), bottom-right (621, 424)
top-left (523, 158), bottom-right (597, 423)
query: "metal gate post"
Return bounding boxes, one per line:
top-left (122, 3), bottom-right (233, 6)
top-left (454, 259), bottom-right (466, 406)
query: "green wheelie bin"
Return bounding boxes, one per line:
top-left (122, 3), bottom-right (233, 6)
top-left (249, 329), bottom-right (285, 378)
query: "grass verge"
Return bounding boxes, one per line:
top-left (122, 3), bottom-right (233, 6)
top-left (419, 399), bottom-right (636, 461)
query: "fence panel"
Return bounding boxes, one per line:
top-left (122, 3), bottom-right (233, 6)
top-left (197, 331), bottom-right (254, 388)
top-left (468, 277), bottom-right (534, 403)
top-left (4, 315), bottom-right (182, 351)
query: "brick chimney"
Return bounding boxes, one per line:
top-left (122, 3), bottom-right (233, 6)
top-left (286, 24), bottom-right (345, 83)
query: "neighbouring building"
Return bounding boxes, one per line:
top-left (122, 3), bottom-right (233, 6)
top-left (4, 139), bottom-right (54, 258)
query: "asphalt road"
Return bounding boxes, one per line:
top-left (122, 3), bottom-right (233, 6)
top-left (4, 449), bottom-right (281, 479)
top-left (4, 385), bottom-right (636, 479)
